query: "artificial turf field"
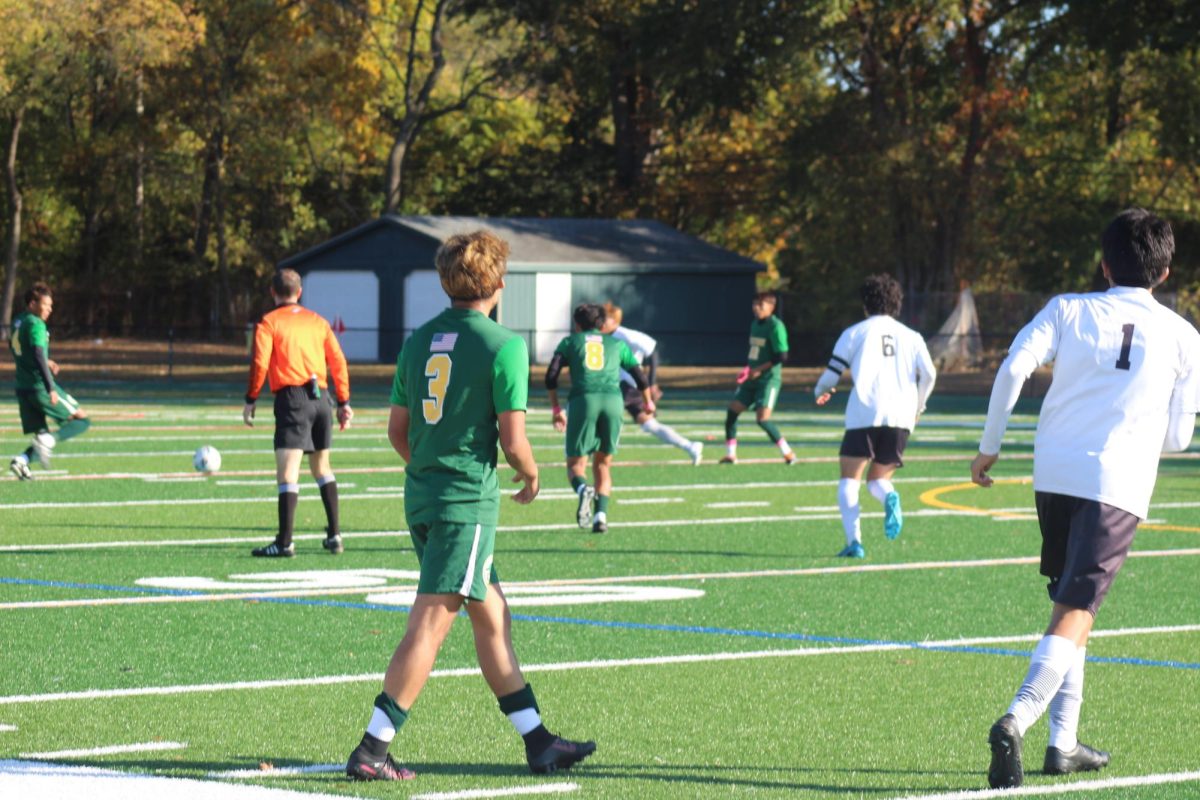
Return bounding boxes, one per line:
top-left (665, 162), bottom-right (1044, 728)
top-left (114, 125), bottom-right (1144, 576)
top-left (1, 384), bottom-right (1198, 800)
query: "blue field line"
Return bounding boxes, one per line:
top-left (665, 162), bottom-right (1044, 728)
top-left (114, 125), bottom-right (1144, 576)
top-left (6, 575), bottom-right (1200, 672)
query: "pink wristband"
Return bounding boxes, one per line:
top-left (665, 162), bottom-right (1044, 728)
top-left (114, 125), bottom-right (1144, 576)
top-left (552, 405), bottom-right (563, 416)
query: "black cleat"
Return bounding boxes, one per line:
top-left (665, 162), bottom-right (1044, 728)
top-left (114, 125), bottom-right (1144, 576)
top-left (322, 533), bottom-right (344, 554)
top-left (345, 748), bottom-right (415, 781)
top-left (592, 520), bottom-right (608, 534)
top-left (251, 542), bottom-right (294, 558)
top-left (988, 713), bottom-right (1024, 789)
top-left (527, 735), bottom-right (596, 775)
top-left (1044, 742), bottom-right (1110, 775)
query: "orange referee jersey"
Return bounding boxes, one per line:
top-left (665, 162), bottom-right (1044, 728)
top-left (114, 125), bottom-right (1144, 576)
top-left (246, 303), bottom-right (350, 403)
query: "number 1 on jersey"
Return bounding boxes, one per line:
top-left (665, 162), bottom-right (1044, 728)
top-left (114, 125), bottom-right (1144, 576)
top-left (423, 354), bottom-right (452, 423)
top-left (1115, 324), bottom-right (1134, 371)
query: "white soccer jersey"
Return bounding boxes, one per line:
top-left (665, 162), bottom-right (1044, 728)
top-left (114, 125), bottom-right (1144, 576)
top-left (822, 315), bottom-right (937, 429)
top-left (1000, 287), bottom-right (1200, 518)
top-left (612, 325), bottom-right (657, 385)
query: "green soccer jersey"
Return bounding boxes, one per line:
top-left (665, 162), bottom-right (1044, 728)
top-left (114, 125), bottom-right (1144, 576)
top-left (9, 311), bottom-right (53, 391)
top-left (553, 330), bottom-right (639, 400)
top-left (747, 315), bottom-right (788, 381)
top-left (391, 307), bottom-right (529, 526)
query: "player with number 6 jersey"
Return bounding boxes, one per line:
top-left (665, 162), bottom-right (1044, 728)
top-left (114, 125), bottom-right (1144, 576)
top-left (546, 303), bottom-right (652, 533)
top-left (814, 274), bottom-right (937, 558)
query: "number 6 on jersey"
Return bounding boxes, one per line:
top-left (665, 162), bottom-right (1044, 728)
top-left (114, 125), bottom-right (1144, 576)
top-left (423, 354), bottom-right (452, 423)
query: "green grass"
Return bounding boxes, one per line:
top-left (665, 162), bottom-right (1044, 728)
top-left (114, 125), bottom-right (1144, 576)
top-left (2, 387), bottom-right (1199, 799)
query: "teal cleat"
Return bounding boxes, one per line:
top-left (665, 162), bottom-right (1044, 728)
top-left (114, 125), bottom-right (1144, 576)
top-left (884, 491), bottom-right (903, 540)
top-left (836, 542), bottom-right (865, 559)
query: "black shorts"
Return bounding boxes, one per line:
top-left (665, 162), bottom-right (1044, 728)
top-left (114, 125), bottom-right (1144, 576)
top-left (273, 386), bottom-right (333, 452)
top-left (838, 426), bottom-right (910, 466)
top-left (621, 382), bottom-right (644, 420)
top-left (1034, 491), bottom-right (1139, 615)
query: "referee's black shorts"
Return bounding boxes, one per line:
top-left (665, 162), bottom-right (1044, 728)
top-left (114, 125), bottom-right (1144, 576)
top-left (1034, 491), bottom-right (1139, 615)
top-left (273, 385), bottom-right (333, 452)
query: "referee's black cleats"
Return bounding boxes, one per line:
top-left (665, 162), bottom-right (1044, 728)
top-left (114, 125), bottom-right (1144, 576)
top-left (988, 714), bottom-right (1024, 789)
top-left (251, 542), bottom-right (294, 558)
top-left (527, 735), bottom-right (596, 775)
top-left (322, 528), bottom-right (344, 555)
top-left (1044, 742), bottom-right (1110, 775)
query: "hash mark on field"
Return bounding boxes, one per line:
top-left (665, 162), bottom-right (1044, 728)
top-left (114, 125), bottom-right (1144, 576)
top-left (618, 497), bottom-right (684, 505)
top-left (412, 783), bottom-right (579, 800)
top-left (19, 741), bottom-right (187, 759)
top-left (705, 501), bottom-right (770, 509)
top-left (888, 769), bottom-right (1200, 799)
top-left (0, 724), bottom-right (15, 732)
top-left (209, 763), bottom-right (343, 779)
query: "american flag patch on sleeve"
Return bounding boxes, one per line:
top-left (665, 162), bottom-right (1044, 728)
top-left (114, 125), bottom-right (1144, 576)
top-left (431, 332), bottom-right (458, 352)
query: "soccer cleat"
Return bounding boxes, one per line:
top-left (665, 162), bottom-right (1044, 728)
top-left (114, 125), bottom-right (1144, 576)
top-left (988, 713), bottom-right (1024, 789)
top-left (251, 542), bottom-right (295, 558)
top-left (783, 451), bottom-right (797, 466)
top-left (575, 485), bottom-right (596, 528)
top-left (592, 519), bottom-right (608, 534)
top-left (687, 442), bottom-right (704, 466)
top-left (322, 529), bottom-right (344, 555)
top-left (9, 458), bottom-right (33, 481)
top-left (31, 432), bottom-right (55, 469)
top-left (718, 455), bottom-right (737, 465)
top-left (527, 735), bottom-right (596, 775)
top-left (1043, 742), bottom-right (1110, 775)
top-left (883, 491), bottom-right (903, 540)
top-left (345, 749), bottom-right (416, 781)
top-left (836, 542), bottom-right (865, 559)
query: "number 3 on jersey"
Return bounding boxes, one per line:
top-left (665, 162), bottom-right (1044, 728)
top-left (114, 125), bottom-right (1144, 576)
top-left (423, 354), bottom-right (452, 423)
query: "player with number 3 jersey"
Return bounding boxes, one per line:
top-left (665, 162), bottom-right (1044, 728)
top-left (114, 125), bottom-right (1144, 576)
top-left (344, 231), bottom-right (594, 782)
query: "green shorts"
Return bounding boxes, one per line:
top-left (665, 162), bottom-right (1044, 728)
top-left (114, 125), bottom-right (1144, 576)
top-left (733, 378), bottom-right (782, 411)
top-left (15, 386), bottom-right (80, 435)
top-left (565, 393), bottom-right (624, 457)
top-left (410, 521), bottom-right (500, 602)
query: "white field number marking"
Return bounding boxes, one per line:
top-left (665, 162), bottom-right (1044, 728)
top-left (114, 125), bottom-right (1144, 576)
top-left (137, 569), bottom-right (704, 607)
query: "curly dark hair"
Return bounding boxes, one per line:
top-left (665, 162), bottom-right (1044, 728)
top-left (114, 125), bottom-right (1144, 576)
top-left (860, 274), bottom-right (902, 317)
top-left (573, 303), bottom-right (606, 331)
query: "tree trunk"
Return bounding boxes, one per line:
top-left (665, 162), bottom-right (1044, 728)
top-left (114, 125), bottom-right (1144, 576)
top-left (385, 121), bottom-right (418, 214)
top-left (135, 66), bottom-right (145, 267)
top-left (1, 108), bottom-right (25, 339)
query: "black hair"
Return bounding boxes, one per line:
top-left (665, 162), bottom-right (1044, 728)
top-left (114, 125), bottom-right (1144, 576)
top-left (860, 274), bottom-right (902, 317)
top-left (573, 303), bottom-right (606, 331)
top-left (24, 281), bottom-right (52, 306)
top-left (1101, 208), bottom-right (1174, 288)
top-left (754, 291), bottom-right (777, 305)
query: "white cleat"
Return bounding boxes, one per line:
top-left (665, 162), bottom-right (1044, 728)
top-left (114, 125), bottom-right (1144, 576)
top-left (687, 442), bottom-right (704, 466)
top-left (10, 458), bottom-right (33, 481)
top-left (31, 432), bottom-right (55, 469)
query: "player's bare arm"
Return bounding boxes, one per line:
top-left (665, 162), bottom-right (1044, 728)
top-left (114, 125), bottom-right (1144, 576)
top-left (388, 405), bottom-right (412, 463)
top-left (499, 410), bottom-right (539, 504)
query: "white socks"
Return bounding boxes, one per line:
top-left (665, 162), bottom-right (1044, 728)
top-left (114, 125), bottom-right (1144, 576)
top-left (507, 707), bottom-right (542, 736)
top-left (1048, 645), bottom-right (1086, 750)
top-left (641, 418), bottom-right (692, 451)
top-left (366, 707), bottom-right (397, 742)
top-left (837, 478), bottom-right (861, 546)
top-left (1008, 634), bottom-right (1078, 735)
top-left (867, 478), bottom-right (894, 504)
top-left (776, 438), bottom-right (792, 455)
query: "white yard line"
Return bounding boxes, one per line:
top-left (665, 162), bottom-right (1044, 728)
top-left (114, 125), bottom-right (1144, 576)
top-left (2, 623), bottom-right (1197, 706)
top-left (0, 724), bottom-right (16, 732)
top-left (618, 497), bottom-right (685, 505)
top-left (208, 764), bottom-right (343, 779)
top-left (19, 741), bottom-right (187, 759)
top-left (705, 501), bottom-right (771, 509)
top-left (412, 784), bottom-right (579, 800)
top-left (887, 769), bottom-right (1200, 799)
top-left (0, 760), bottom-right (366, 800)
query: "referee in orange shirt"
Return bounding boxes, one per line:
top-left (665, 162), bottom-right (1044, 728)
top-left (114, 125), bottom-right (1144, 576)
top-left (244, 268), bottom-right (353, 557)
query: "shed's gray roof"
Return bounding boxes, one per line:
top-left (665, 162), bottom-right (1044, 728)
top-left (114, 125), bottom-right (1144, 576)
top-left (281, 215), bottom-right (763, 273)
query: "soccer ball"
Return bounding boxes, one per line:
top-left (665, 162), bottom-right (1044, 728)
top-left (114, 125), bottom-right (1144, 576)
top-left (193, 445), bottom-right (221, 474)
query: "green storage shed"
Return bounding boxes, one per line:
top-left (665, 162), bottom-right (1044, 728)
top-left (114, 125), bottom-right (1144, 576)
top-left (278, 215), bottom-right (764, 365)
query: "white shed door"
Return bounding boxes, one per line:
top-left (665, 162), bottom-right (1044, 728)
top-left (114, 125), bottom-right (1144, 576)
top-left (301, 271), bottom-right (379, 362)
top-left (404, 271), bottom-right (449, 338)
